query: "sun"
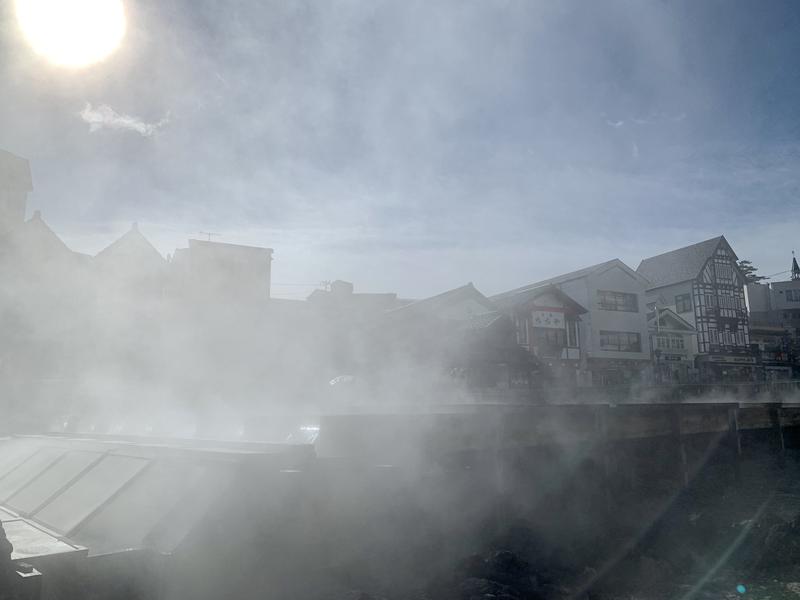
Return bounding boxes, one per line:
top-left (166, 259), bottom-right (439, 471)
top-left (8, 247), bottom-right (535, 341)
top-left (15, 0), bottom-right (126, 69)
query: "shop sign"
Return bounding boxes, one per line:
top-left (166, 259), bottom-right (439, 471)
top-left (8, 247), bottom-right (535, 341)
top-left (531, 310), bottom-right (564, 329)
top-left (707, 355), bottom-right (756, 364)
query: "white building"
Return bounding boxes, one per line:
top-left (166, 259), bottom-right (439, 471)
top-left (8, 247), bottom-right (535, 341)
top-left (492, 259), bottom-right (651, 386)
top-left (747, 255), bottom-right (800, 333)
top-left (648, 307), bottom-right (697, 383)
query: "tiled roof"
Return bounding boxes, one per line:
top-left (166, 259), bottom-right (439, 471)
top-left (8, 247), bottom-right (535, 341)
top-left (491, 258), bottom-right (642, 302)
top-left (387, 283), bottom-right (495, 317)
top-left (491, 284), bottom-right (588, 314)
top-left (647, 307), bottom-right (696, 332)
top-left (456, 311), bottom-right (507, 331)
top-left (637, 236), bottom-right (731, 289)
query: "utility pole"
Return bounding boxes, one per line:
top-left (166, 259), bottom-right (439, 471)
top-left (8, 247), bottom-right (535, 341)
top-left (199, 231), bottom-right (221, 242)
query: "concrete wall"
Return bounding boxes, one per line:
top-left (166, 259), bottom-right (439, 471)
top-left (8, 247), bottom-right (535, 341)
top-left (746, 282), bottom-right (772, 313)
top-left (180, 239), bottom-right (273, 299)
top-left (746, 281), bottom-right (800, 330)
top-left (647, 281), bottom-right (695, 327)
top-left (770, 280), bottom-right (800, 311)
top-left (560, 264), bottom-right (649, 362)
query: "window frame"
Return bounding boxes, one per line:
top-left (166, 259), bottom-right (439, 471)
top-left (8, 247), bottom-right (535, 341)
top-left (675, 294), bottom-right (692, 314)
top-left (599, 330), bottom-right (642, 353)
top-left (597, 290), bottom-right (639, 313)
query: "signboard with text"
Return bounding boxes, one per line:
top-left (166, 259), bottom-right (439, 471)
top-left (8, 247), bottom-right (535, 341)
top-left (532, 310), bottom-right (565, 329)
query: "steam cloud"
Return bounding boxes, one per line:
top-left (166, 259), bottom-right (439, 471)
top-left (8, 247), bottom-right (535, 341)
top-left (79, 102), bottom-right (169, 137)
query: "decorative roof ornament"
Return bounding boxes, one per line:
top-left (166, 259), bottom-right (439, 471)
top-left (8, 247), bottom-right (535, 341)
top-left (792, 250), bottom-right (799, 281)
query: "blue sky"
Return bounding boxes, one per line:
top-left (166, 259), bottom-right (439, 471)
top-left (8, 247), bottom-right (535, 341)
top-left (2, 0), bottom-right (800, 298)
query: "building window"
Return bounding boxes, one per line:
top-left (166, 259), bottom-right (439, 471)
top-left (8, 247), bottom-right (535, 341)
top-left (533, 327), bottom-right (567, 358)
top-left (675, 294), bottom-right (692, 313)
top-left (655, 334), bottom-right (685, 350)
top-left (600, 330), bottom-right (642, 352)
top-left (786, 289), bottom-right (800, 302)
top-left (597, 290), bottom-right (639, 312)
top-left (566, 319), bottom-right (579, 347)
top-left (715, 264), bottom-right (736, 285)
top-left (515, 316), bottom-right (529, 345)
top-left (534, 327), bottom-right (566, 346)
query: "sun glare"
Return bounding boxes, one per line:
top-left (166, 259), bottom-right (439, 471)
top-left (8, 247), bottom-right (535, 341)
top-left (15, 0), bottom-right (126, 69)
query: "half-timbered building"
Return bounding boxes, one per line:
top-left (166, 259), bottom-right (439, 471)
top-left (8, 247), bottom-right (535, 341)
top-left (638, 236), bottom-right (756, 382)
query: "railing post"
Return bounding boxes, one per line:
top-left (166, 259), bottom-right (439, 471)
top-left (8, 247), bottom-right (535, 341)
top-left (672, 406), bottom-right (689, 487)
top-left (595, 405), bottom-right (613, 511)
top-left (771, 405), bottom-right (786, 467)
top-left (728, 406), bottom-right (742, 483)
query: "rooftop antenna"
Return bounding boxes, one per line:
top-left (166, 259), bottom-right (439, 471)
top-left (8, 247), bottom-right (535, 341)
top-left (198, 231), bottom-right (221, 242)
top-left (792, 250), bottom-right (800, 281)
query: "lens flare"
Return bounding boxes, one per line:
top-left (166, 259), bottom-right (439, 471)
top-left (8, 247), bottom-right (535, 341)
top-left (15, 0), bottom-right (126, 68)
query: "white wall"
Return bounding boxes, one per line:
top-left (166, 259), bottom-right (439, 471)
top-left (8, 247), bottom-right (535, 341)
top-left (770, 280), bottom-right (800, 311)
top-left (646, 282), bottom-right (695, 327)
top-left (559, 264), bottom-right (649, 362)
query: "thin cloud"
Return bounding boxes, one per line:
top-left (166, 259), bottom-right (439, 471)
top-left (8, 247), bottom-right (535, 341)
top-left (79, 103), bottom-right (169, 137)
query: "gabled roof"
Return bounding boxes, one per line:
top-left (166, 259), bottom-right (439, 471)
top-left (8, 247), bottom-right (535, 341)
top-left (491, 283), bottom-right (587, 315)
top-left (457, 311), bottom-right (508, 332)
top-left (647, 307), bottom-right (696, 332)
top-left (7, 210), bottom-right (80, 264)
top-left (491, 258), bottom-right (646, 301)
top-left (95, 223), bottom-right (165, 265)
top-left (637, 236), bottom-right (736, 290)
top-left (387, 283), bottom-right (496, 318)
top-left (0, 150), bottom-right (33, 191)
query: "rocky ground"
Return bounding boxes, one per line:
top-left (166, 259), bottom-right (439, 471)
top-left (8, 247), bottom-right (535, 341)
top-left (324, 455), bottom-right (800, 600)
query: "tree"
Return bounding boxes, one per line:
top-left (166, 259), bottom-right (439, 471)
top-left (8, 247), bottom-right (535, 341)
top-left (737, 259), bottom-right (767, 284)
